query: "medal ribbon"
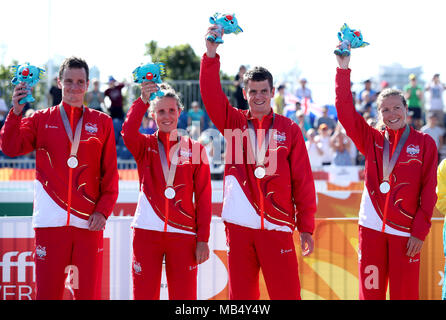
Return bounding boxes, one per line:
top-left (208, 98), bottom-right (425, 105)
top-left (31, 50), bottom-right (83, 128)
top-left (382, 125), bottom-right (410, 183)
top-left (157, 137), bottom-right (181, 189)
top-left (247, 113), bottom-right (275, 230)
top-left (381, 125), bottom-right (410, 232)
top-left (59, 104), bottom-right (84, 226)
top-left (247, 113), bottom-right (275, 168)
top-left (59, 104), bottom-right (84, 160)
top-left (157, 135), bottom-right (181, 232)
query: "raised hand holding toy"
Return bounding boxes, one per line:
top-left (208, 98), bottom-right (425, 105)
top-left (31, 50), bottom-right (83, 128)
top-left (207, 12), bottom-right (243, 43)
top-left (132, 62), bottom-right (166, 101)
top-left (334, 23), bottom-right (369, 56)
top-left (11, 63), bottom-right (45, 104)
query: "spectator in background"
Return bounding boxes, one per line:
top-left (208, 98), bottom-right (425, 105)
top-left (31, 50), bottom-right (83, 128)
top-left (350, 81), bottom-right (357, 108)
top-left (187, 101), bottom-right (205, 139)
top-left (48, 77), bottom-right (62, 107)
top-left (425, 74), bottom-right (446, 127)
top-left (305, 128), bottom-right (324, 169)
top-left (199, 132), bottom-right (224, 179)
top-left (177, 106), bottom-right (188, 130)
top-left (358, 79), bottom-right (377, 115)
top-left (362, 112), bottom-right (373, 123)
top-left (290, 110), bottom-right (311, 141)
top-left (233, 65), bottom-right (248, 110)
top-left (366, 116), bottom-right (377, 128)
top-left (330, 125), bottom-right (352, 166)
top-left (283, 100), bottom-right (301, 118)
top-left (376, 80), bottom-right (390, 97)
top-left (406, 110), bottom-right (416, 129)
top-left (105, 76), bottom-right (126, 121)
top-left (295, 77), bottom-right (312, 102)
top-left (316, 105), bottom-right (337, 131)
top-left (421, 112), bottom-right (444, 162)
top-left (404, 74), bottom-right (424, 128)
top-left (295, 78), bottom-right (312, 121)
top-left (315, 123), bottom-right (333, 165)
top-left (273, 84), bottom-right (286, 115)
top-left (105, 76), bottom-right (126, 143)
top-left (139, 113), bottom-right (157, 135)
top-left (187, 101), bottom-right (205, 126)
top-left (86, 79), bottom-right (105, 112)
top-left (199, 133), bottom-right (214, 166)
top-left (202, 109), bottom-right (212, 131)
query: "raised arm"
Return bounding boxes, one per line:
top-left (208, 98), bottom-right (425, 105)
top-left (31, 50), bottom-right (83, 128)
top-left (199, 26), bottom-right (244, 133)
top-left (121, 82), bottom-right (157, 161)
top-left (335, 45), bottom-right (375, 156)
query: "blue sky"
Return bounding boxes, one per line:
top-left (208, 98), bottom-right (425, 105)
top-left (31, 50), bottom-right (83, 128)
top-left (2, 0), bottom-right (446, 105)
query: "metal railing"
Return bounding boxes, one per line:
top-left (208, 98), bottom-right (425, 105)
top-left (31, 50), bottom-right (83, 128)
top-left (0, 158), bottom-right (36, 169)
top-left (126, 80), bottom-right (236, 111)
top-left (163, 80), bottom-right (235, 110)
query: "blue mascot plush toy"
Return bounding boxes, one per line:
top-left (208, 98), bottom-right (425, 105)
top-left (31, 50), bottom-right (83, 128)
top-left (11, 63), bottom-right (45, 104)
top-left (207, 12), bottom-right (243, 43)
top-left (132, 62), bottom-right (166, 101)
top-left (334, 23), bottom-right (369, 56)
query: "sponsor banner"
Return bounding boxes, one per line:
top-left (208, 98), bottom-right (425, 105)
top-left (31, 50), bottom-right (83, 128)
top-left (0, 238), bottom-right (35, 300)
top-left (0, 233), bottom-right (110, 300)
top-left (0, 217), bottom-right (443, 300)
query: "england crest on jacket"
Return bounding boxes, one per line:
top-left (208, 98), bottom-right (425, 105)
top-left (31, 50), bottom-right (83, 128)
top-left (273, 131), bottom-right (287, 144)
top-left (85, 122), bottom-right (98, 135)
top-left (35, 245), bottom-right (47, 260)
top-left (406, 144), bottom-right (420, 157)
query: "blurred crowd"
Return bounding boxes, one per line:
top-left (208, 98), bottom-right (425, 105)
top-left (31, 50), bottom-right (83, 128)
top-left (1, 69), bottom-right (445, 175)
top-left (272, 72), bottom-right (446, 169)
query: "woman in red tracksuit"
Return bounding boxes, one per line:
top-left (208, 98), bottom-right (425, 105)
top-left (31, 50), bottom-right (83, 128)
top-left (121, 82), bottom-right (212, 300)
top-left (335, 48), bottom-right (437, 299)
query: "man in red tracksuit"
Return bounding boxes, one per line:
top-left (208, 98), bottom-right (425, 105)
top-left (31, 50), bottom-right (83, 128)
top-left (335, 47), bottom-right (437, 299)
top-left (121, 82), bottom-right (212, 300)
top-left (0, 57), bottom-right (119, 300)
top-left (200, 27), bottom-right (317, 300)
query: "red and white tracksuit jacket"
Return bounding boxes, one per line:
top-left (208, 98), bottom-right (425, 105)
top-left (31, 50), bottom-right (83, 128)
top-left (122, 98), bottom-right (212, 299)
top-left (335, 68), bottom-right (437, 240)
top-left (121, 97), bottom-right (212, 241)
top-left (0, 103), bottom-right (119, 228)
top-left (199, 53), bottom-right (316, 234)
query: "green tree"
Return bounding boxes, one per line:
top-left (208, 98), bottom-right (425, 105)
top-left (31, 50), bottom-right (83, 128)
top-left (143, 41), bottom-right (234, 109)
top-left (145, 41), bottom-right (200, 80)
top-left (144, 40), bottom-right (232, 81)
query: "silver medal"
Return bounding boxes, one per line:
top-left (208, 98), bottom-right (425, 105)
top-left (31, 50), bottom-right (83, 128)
top-left (164, 187), bottom-right (176, 199)
top-left (254, 166), bottom-right (266, 179)
top-left (379, 181), bottom-right (390, 194)
top-left (67, 156), bottom-right (78, 169)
